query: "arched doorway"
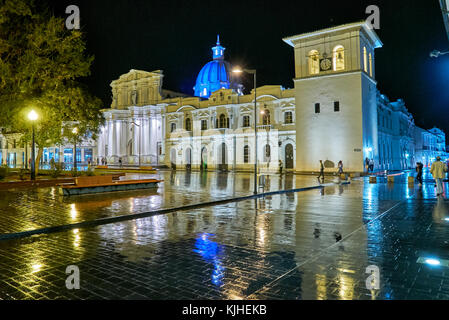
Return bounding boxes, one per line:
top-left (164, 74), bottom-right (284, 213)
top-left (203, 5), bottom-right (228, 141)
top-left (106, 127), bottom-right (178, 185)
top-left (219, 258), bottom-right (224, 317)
top-left (170, 148), bottom-right (176, 170)
top-left (201, 147), bottom-right (208, 171)
top-left (285, 144), bottom-right (294, 169)
top-left (218, 143), bottom-right (228, 172)
top-left (185, 147), bottom-right (192, 171)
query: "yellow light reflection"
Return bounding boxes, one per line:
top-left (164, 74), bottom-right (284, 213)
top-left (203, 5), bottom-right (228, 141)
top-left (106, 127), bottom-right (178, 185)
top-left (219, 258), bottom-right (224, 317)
top-left (315, 274), bottom-right (327, 300)
top-left (31, 264), bottom-right (42, 273)
top-left (338, 273), bottom-right (355, 300)
top-left (73, 228), bottom-right (81, 248)
top-left (70, 203), bottom-right (78, 220)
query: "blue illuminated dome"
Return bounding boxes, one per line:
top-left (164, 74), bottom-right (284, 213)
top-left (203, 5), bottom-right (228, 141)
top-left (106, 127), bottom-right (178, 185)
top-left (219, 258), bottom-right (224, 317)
top-left (194, 35), bottom-right (232, 98)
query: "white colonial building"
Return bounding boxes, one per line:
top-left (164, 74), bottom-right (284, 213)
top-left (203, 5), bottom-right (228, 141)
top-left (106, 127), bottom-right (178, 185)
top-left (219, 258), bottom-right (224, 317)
top-left (3, 22), bottom-right (447, 173)
top-left (93, 21), bottom-right (449, 173)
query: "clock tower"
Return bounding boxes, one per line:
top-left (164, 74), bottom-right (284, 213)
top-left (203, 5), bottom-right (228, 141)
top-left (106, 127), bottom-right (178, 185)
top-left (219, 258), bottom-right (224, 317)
top-left (283, 22), bottom-right (383, 173)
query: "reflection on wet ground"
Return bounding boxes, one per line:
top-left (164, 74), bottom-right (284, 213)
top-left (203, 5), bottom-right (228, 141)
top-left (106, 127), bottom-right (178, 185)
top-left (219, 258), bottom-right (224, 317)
top-left (0, 170), bottom-right (448, 300)
top-left (0, 171), bottom-right (319, 234)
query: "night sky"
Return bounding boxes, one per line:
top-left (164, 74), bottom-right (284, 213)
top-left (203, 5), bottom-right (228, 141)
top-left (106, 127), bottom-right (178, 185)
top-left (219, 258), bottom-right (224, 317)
top-left (45, 0), bottom-right (449, 137)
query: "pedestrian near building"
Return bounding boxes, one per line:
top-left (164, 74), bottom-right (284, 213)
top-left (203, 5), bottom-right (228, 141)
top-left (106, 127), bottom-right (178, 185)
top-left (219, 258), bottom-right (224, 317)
top-left (317, 160), bottom-right (325, 183)
top-left (430, 156), bottom-right (448, 196)
top-left (365, 158), bottom-right (370, 173)
top-left (338, 161), bottom-right (344, 175)
top-left (416, 162), bottom-right (423, 186)
top-left (369, 159), bottom-right (374, 173)
top-left (119, 157), bottom-right (123, 168)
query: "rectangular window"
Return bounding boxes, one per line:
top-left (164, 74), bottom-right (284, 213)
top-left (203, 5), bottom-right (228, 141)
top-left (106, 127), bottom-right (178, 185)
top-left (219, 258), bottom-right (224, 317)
top-left (334, 101), bottom-right (340, 112)
top-left (201, 120), bottom-right (208, 130)
top-left (243, 116), bottom-right (250, 128)
top-left (315, 103), bottom-right (320, 114)
top-left (244, 146), bottom-right (249, 164)
top-left (285, 112), bottom-right (293, 124)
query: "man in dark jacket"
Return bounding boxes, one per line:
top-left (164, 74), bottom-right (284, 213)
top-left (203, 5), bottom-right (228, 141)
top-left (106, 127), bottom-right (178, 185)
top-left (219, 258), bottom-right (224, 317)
top-left (317, 160), bottom-right (325, 183)
top-left (416, 162), bottom-right (423, 186)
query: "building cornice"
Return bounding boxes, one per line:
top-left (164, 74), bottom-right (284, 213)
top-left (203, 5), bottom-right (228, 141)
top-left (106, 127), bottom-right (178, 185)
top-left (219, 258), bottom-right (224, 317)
top-left (283, 21), bottom-right (383, 49)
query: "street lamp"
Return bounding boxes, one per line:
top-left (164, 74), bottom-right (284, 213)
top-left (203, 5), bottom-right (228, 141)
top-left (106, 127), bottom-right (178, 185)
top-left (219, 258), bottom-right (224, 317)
top-left (28, 110), bottom-right (38, 181)
top-left (131, 121), bottom-right (142, 167)
top-left (72, 127), bottom-right (78, 176)
top-left (232, 67), bottom-right (258, 195)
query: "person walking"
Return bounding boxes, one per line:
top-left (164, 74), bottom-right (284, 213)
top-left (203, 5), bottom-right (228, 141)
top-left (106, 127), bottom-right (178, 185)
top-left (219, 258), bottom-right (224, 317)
top-left (338, 161), bottom-right (344, 175)
top-left (430, 156), bottom-right (448, 196)
top-left (416, 162), bottom-right (423, 186)
top-left (369, 159), bottom-right (375, 173)
top-left (365, 158), bottom-right (370, 173)
top-left (317, 160), bottom-right (325, 183)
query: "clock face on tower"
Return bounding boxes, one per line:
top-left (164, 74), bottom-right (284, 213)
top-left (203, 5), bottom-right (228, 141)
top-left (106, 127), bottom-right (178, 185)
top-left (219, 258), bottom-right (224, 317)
top-left (320, 58), bottom-right (332, 71)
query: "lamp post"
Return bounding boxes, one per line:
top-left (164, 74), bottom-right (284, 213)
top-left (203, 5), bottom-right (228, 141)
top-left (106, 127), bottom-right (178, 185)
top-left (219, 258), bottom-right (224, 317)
top-left (232, 67), bottom-right (258, 195)
top-left (72, 127), bottom-right (78, 176)
top-left (132, 121), bottom-right (142, 167)
top-left (28, 110), bottom-right (38, 181)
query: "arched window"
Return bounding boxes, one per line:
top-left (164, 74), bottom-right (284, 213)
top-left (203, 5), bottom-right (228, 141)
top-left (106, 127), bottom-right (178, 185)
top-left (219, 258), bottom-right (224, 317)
top-left (284, 112), bottom-right (293, 124)
top-left (369, 53), bottom-right (373, 77)
top-left (244, 145), bottom-right (250, 164)
top-left (308, 50), bottom-right (320, 75)
top-left (333, 45), bottom-right (345, 71)
top-left (262, 109), bottom-right (270, 125)
top-left (170, 123), bottom-right (176, 133)
top-left (264, 145), bottom-right (271, 162)
top-left (185, 118), bottom-right (192, 131)
top-left (219, 114), bottom-right (228, 128)
top-left (202, 88), bottom-right (207, 97)
top-left (363, 47), bottom-right (368, 73)
top-left (243, 115), bottom-right (250, 127)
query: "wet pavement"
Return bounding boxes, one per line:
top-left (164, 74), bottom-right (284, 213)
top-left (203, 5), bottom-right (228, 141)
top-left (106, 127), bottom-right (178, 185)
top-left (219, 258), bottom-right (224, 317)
top-left (0, 170), bottom-right (448, 300)
top-left (0, 171), bottom-right (319, 235)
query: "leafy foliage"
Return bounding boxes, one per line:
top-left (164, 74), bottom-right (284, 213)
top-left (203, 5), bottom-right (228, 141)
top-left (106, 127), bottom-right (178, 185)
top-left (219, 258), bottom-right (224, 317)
top-left (0, 0), bottom-right (103, 166)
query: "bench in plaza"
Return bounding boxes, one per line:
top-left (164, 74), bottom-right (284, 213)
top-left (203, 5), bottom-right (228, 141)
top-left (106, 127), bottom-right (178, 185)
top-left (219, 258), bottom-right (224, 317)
top-left (59, 175), bottom-right (162, 196)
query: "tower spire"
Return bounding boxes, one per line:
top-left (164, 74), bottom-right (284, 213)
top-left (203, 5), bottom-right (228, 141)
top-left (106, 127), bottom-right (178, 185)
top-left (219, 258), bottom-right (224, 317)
top-left (212, 35), bottom-right (225, 60)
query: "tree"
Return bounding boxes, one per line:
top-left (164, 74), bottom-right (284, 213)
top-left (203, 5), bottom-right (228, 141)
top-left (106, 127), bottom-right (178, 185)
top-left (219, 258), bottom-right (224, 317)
top-left (0, 0), bottom-right (103, 172)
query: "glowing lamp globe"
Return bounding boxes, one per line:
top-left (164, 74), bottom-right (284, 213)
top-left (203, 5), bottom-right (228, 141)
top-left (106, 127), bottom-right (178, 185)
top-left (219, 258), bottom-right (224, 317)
top-left (28, 110), bottom-right (38, 121)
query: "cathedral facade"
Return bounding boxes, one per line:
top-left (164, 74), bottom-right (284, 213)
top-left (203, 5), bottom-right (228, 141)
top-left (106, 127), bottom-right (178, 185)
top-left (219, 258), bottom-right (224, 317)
top-left (92, 22), bottom-right (447, 173)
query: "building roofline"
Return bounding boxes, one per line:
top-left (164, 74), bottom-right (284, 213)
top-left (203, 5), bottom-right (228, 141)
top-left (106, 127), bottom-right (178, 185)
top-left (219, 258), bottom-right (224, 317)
top-left (282, 21), bottom-right (383, 49)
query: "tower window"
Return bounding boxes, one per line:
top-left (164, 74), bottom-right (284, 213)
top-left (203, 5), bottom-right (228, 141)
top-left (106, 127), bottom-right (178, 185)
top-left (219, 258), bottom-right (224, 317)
top-left (369, 53), bottom-right (373, 77)
top-left (308, 50), bottom-right (320, 75)
top-left (334, 101), bottom-right (340, 112)
top-left (315, 103), bottom-right (320, 114)
top-left (333, 45), bottom-right (345, 71)
top-left (363, 47), bottom-right (368, 73)
top-left (171, 123), bottom-right (176, 132)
